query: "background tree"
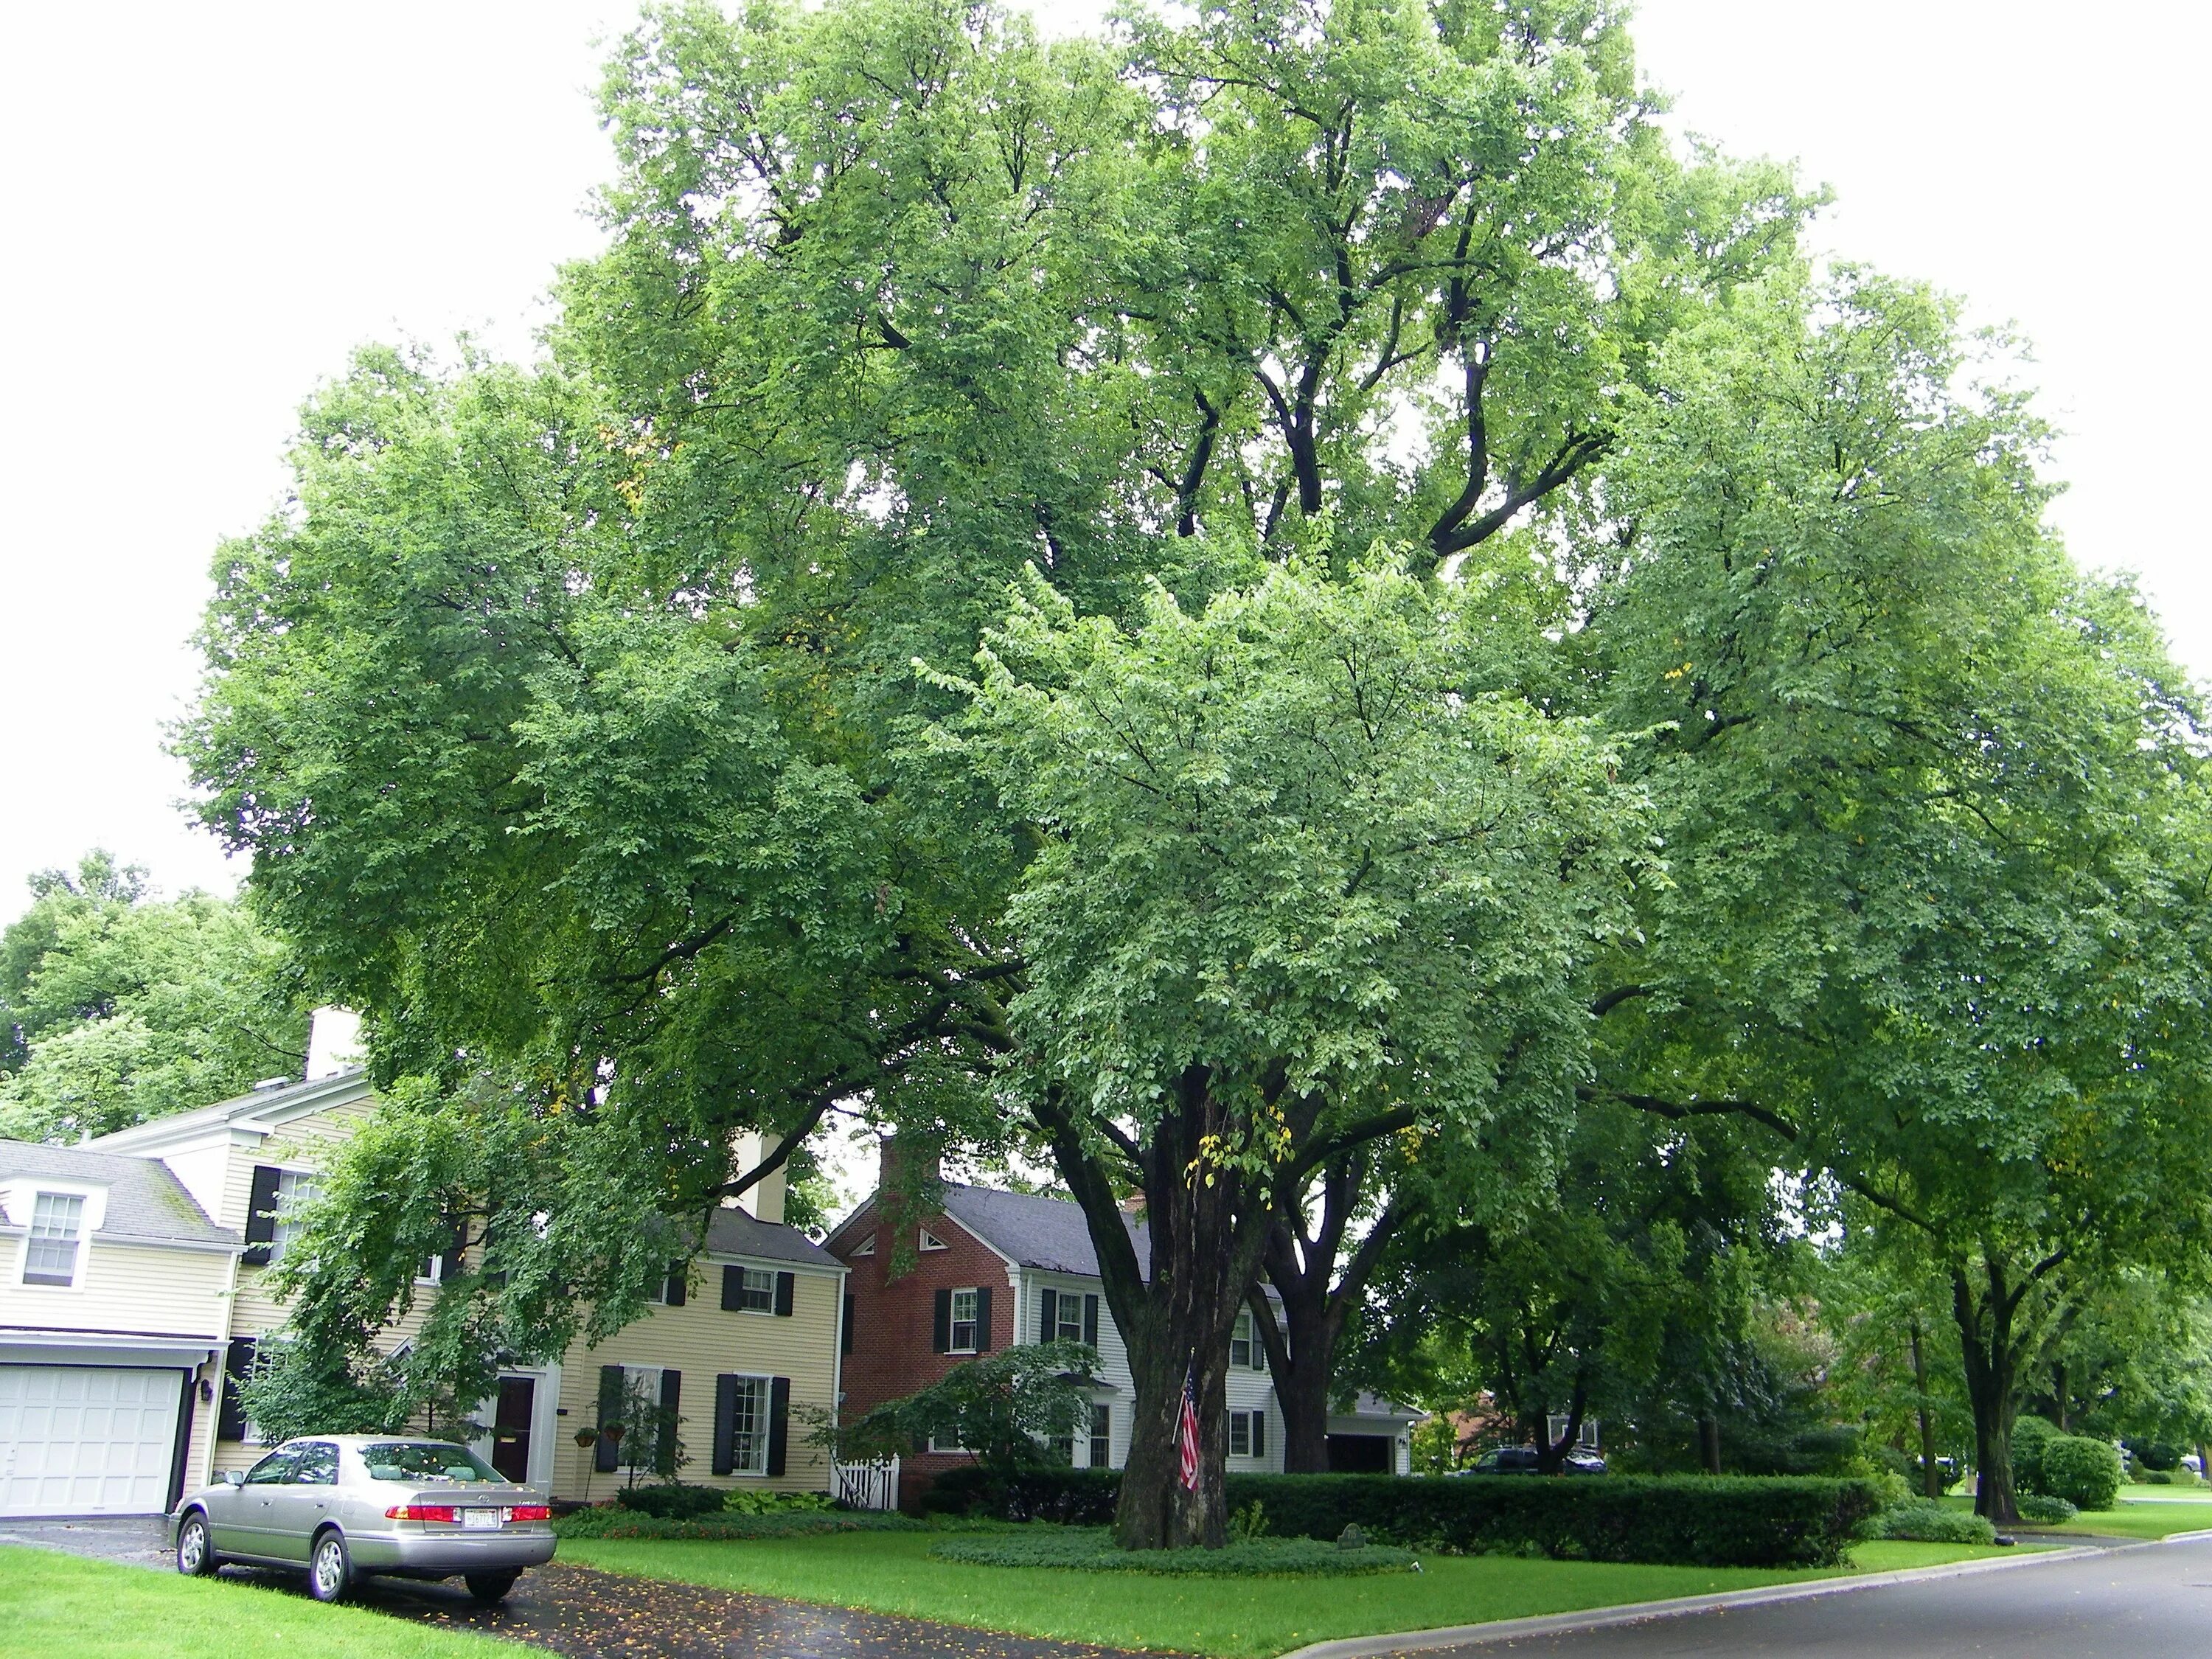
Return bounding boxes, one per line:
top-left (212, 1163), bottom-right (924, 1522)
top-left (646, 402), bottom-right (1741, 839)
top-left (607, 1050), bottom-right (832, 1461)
top-left (1579, 268), bottom-right (2212, 1523)
top-left (827, 1341), bottom-right (1101, 1474)
top-left (0, 851), bottom-right (307, 1143)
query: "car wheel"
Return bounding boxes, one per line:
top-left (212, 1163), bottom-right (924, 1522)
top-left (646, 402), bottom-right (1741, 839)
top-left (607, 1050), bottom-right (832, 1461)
top-left (307, 1528), bottom-right (354, 1604)
top-left (175, 1511), bottom-right (218, 1577)
top-left (465, 1571), bottom-right (521, 1604)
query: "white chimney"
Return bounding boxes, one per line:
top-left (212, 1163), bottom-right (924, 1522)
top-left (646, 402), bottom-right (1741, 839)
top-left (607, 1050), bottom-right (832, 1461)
top-left (725, 1130), bottom-right (787, 1226)
top-left (305, 1007), bottom-right (364, 1081)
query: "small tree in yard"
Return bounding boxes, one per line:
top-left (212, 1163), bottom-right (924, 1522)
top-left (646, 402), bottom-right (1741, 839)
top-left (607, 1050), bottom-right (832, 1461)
top-left (832, 1343), bottom-right (1102, 1473)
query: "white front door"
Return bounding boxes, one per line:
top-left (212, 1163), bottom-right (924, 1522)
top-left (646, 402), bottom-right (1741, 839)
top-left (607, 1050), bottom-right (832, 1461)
top-left (0, 1365), bottom-right (182, 1517)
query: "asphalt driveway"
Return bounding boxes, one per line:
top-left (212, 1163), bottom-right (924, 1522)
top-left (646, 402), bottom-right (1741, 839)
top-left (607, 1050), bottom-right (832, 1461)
top-left (2, 1517), bottom-right (1164, 1659)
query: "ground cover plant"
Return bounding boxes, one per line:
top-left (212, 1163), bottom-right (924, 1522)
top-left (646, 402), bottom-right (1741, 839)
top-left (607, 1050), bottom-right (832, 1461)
top-left (0, 1547), bottom-right (519, 1659)
top-left (555, 1506), bottom-right (916, 1540)
top-left (560, 1529), bottom-right (2017, 1658)
top-left (929, 1527), bottom-right (1416, 1576)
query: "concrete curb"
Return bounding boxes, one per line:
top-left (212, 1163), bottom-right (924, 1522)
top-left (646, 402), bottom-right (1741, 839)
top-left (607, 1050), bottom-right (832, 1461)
top-left (1276, 1543), bottom-right (2112, 1659)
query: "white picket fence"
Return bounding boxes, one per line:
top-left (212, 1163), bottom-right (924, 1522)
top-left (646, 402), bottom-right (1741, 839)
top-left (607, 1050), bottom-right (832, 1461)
top-left (834, 1455), bottom-right (900, 1512)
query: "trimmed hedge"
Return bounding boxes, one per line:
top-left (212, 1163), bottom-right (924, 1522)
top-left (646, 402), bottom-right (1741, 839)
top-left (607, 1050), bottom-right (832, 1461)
top-left (613, 1484), bottom-right (729, 1520)
top-left (555, 1507), bottom-right (920, 1540)
top-left (930, 1527), bottom-right (1416, 1576)
top-left (923, 1467), bottom-right (1882, 1568)
top-left (1868, 1500), bottom-right (1997, 1545)
top-left (2038, 1438), bottom-right (2123, 1512)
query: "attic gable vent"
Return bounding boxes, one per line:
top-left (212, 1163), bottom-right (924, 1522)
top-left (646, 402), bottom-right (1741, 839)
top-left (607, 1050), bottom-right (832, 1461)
top-left (919, 1228), bottom-right (947, 1252)
top-left (851, 1236), bottom-right (875, 1256)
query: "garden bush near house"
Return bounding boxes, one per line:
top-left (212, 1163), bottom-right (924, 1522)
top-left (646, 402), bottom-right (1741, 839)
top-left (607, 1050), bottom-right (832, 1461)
top-left (2014, 1495), bottom-right (2079, 1525)
top-left (923, 1467), bottom-right (1882, 1568)
top-left (555, 1506), bottom-right (919, 1540)
top-left (929, 1527), bottom-right (1417, 1576)
top-left (613, 1483), bottom-right (728, 1520)
top-left (2139, 1469), bottom-right (2174, 1486)
top-left (2037, 1439), bottom-right (2124, 1512)
top-left (724, 1489), bottom-right (833, 1515)
top-left (1866, 1500), bottom-right (1997, 1545)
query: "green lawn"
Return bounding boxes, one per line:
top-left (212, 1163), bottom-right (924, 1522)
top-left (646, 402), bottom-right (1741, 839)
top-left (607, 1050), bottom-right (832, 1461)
top-left (561, 1531), bottom-right (2021, 1659)
top-left (0, 1546), bottom-right (523, 1659)
top-left (2048, 1502), bottom-right (2212, 1540)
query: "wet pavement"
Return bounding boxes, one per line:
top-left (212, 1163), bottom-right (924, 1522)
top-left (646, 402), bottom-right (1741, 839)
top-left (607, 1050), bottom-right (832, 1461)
top-left (3, 1516), bottom-right (1162, 1659)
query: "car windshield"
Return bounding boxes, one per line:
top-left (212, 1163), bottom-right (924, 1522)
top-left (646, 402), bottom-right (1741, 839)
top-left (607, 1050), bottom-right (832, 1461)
top-left (360, 1442), bottom-right (503, 1484)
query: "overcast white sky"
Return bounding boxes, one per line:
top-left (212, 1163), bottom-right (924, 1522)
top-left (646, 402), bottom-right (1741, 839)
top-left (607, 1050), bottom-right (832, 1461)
top-left (3, 0), bottom-right (2204, 929)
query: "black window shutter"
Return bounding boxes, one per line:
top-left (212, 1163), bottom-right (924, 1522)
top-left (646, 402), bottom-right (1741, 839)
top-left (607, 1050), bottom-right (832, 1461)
top-left (439, 1217), bottom-right (467, 1282)
top-left (658, 1369), bottom-right (682, 1475)
top-left (712, 1374), bottom-right (738, 1475)
top-left (841, 1290), bottom-right (855, 1355)
top-left (1040, 1287), bottom-right (1056, 1343)
top-left (241, 1166), bottom-right (280, 1266)
top-left (721, 1265), bottom-right (745, 1311)
top-left (932, 1287), bottom-right (951, 1352)
top-left (767, 1376), bottom-right (790, 1477)
top-left (974, 1286), bottom-right (992, 1352)
top-left (1082, 1293), bottom-right (1099, 1348)
top-left (664, 1262), bottom-right (686, 1307)
top-left (595, 1365), bottom-right (625, 1472)
top-left (773, 1270), bottom-right (795, 1318)
top-left (217, 1337), bottom-right (257, 1439)
top-left (1253, 1410), bottom-right (1266, 1460)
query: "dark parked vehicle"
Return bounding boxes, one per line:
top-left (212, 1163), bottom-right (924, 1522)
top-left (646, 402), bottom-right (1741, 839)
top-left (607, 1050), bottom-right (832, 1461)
top-left (1467, 1444), bottom-right (1607, 1475)
top-left (172, 1436), bottom-right (556, 1603)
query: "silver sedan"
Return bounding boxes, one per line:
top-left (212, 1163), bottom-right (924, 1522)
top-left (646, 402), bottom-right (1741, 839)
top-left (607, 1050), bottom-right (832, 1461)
top-left (172, 1435), bottom-right (557, 1603)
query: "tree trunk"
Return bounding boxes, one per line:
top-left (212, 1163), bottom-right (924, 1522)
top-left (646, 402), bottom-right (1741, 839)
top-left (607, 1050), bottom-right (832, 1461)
top-left (1034, 1069), bottom-right (1273, 1550)
top-left (1910, 1321), bottom-right (1941, 1500)
top-left (1537, 1377), bottom-right (1589, 1475)
top-left (1250, 1155), bottom-right (1404, 1474)
top-left (1953, 1261), bottom-right (2022, 1526)
top-left (2052, 1359), bottom-right (2069, 1433)
top-left (1697, 1414), bottom-right (1723, 1475)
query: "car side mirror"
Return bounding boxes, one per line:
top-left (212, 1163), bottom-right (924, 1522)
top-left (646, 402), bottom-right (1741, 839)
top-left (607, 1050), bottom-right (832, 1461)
top-left (225, 1470), bottom-right (246, 1486)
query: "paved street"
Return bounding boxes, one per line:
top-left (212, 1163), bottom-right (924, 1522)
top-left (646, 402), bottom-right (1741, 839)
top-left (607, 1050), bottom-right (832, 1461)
top-left (1437, 1535), bottom-right (2212, 1657)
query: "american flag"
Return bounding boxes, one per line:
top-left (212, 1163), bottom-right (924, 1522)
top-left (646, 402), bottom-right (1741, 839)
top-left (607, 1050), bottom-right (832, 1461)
top-left (1176, 1363), bottom-right (1202, 1492)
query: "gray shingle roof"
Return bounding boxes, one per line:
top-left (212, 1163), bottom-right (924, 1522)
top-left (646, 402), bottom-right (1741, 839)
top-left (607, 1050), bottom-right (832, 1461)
top-left (702, 1203), bottom-right (842, 1268)
top-left (0, 1139), bottom-right (237, 1248)
top-left (939, 1184), bottom-right (1151, 1277)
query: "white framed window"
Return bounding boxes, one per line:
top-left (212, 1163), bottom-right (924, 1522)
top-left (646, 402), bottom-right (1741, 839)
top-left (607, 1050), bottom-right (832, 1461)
top-left (1088, 1403), bottom-right (1110, 1469)
top-left (851, 1235), bottom-right (876, 1256)
top-left (928, 1430), bottom-right (971, 1455)
top-left (919, 1228), bottom-right (947, 1252)
top-left (949, 1287), bottom-right (979, 1354)
top-left (734, 1267), bottom-right (776, 1312)
top-left (23, 1192), bottom-right (84, 1286)
top-left (1230, 1310), bottom-right (1253, 1369)
top-left (1047, 1290), bottom-right (1086, 1345)
top-left (268, 1170), bottom-right (320, 1266)
top-left (1228, 1408), bottom-right (1267, 1460)
top-left (726, 1374), bottom-right (771, 1474)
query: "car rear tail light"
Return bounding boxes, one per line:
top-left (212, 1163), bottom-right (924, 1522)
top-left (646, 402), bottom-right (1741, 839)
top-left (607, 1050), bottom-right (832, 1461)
top-left (384, 1503), bottom-right (458, 1522)
top-left (507, 1505), bottom-right (552, 1522)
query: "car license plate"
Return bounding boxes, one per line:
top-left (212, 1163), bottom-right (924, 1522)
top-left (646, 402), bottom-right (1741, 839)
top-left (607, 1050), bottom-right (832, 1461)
top-left (462, 1508), bottom-right (504, 1530)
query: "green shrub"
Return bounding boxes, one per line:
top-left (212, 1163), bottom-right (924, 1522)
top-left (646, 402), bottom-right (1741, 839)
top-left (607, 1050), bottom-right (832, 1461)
top-left (2014, 1494), bottom-right (2079, 1524)
top-left (2140, 1469), bottom-right (2174, 1486)
top-left (2012, 1416), bottom-right (2061, 1494)
top-left (929, 1527), bottom-right (1416, 1576)
top-left (1868, 1500), bottom-right (1997, 1545)
top-left (613, 1483), bottom-right (727, 1520)
top-left (924, 1466), bottom-right (1882, 1568)
top-left (555, 1506), bottom-right (920, 1540)
top-left (2128, 1440), bottom-right (2180, 1472)
top-left (2038, 1438), bottom-right (2124, 1512)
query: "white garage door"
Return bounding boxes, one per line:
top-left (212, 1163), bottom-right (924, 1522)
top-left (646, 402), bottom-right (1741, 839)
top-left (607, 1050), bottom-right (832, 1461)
top-left (0, 1366), bottom-right (181, 1517)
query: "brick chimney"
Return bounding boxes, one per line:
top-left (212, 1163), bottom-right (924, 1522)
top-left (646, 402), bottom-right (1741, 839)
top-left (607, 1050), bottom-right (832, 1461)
top-left (879, 1133), bottom-right (943, 1197)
